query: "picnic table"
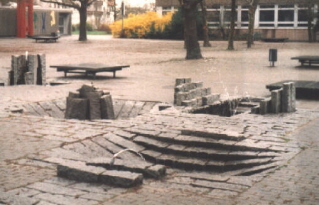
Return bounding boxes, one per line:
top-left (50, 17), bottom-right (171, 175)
top-left (50, 63), bottom-right (130, 78)
top-left (291, 56), bottom-right (319, 66)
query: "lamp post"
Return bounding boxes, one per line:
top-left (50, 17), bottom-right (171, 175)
top-left (121, 1), bottom-right (125, 37)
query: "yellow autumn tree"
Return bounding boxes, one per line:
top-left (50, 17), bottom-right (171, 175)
top-left (110, 12), bottom-right (173, 38)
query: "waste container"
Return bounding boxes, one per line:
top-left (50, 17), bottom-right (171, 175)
top-left (269, 49), bottom-right (277, 66)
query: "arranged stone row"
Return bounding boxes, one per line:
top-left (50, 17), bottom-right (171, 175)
top-left (9, 54), bottom-right (46, 85)
top-left (87, 157), bottom-right (166, 179)
top-left (56, 159), bottom-right (143, 188)
top-left (174, 78), bottom-right (220, 107)
top-left (252, 82), bottom-right (296, 115)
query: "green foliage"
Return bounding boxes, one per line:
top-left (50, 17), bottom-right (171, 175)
top-left (72, 22), bottom-right (94, 31)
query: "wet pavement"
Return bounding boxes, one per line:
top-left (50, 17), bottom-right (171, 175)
top-left (0, 36), bottom-right (319, 204)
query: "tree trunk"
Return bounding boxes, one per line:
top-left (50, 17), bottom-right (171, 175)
top-left (200, 0), bottom-right (211, 47)
top-left (247, 0), bottom-right (258, 48)
top-left (79, 4), bottom-right (88, 41)
top-left (227, 0), bottom-right (236, 50)
top-left (184, 1), bottom-right (203, 59)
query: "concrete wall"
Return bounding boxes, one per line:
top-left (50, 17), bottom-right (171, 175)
top-left (0, 8), bottom-right (16, 37)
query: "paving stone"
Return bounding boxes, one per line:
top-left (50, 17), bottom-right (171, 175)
top-left (99, 170), bottom-right (143, 188)
top-left (27, 182), bottom-right (88, 197)
top-left (103, 133), bottom-right (145, 152)
top-left (0, 192), bottom-right (39, 205)
top-left (34, 193), bottom-right (96, 205)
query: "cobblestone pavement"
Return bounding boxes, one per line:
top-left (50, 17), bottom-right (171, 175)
top-left (1, 37), bottom-right (319, 204)
top-left (0, 104), bottom-right (319, 204)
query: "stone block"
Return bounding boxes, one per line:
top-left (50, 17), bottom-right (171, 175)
top-left (175, 92), bottom-right (189, 106)
top-left (24, 72), bottom-right (33, 85)
top-left (78, 84), bottom-right (96, 98)
top-left (181, 99), bottom-right (197, 107)
top-left (271, 89), bottom-right (282, 113)
top-left (175, 84), bottom-right (185, 93)
top-left (101, 94), bottom-right (115, 119)
top-left (196, 97), bottom-right (203, 106)
top-left (68, 91), bottom-right (80, 98)
top-left (37, 54), bottom-right (46, 85)
top-left (260, 98), bottom-right (271, 115)
top-left (202, 94), bottom-right (220, 105)
top-left (57, 160), bottom-right (105, 183)
top-left (99, 170), bottom-right (143, 188)
top-left (251, 106), bottom-right (260, 114)
top-left (65, 97), bottom-right (89, 119)
top-left (193, 81), bottom-right (203, 88)
top-left (175, 78), bottom-right (191, 86)
top-left (282, 82), bottom-right (296, 113)
top-left (27, 55), bottom-right (37, 84)
top-left (144, 164), bottom-right (166, 179)
top-left (87, 91), bottom-right (104, 120)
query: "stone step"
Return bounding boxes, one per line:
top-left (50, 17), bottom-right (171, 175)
top-left (56, 158), bottom-right (143, 188)
top-left (140, 149), bottom-right (276, 172)
top-left (128, 129), bottom-right (279, 153)
top-left (133, 135), bottom-right (273, 161)
top-left (87, 157), bottom-right (166, 179)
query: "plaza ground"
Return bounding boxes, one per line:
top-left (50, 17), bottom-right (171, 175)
top-left (0, 35), bottom-right (319, 205)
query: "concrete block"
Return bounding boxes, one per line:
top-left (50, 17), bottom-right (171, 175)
top-left (65, 97), bottom-right (89, 119)
top-left (196, 97), bottom-right (203, 106)
top-left (260, 98), bottom-right (271, 115)
top-left (175, 84), bottom-right (185, 93)
top-left (193, 81), bottom-right (203, 88)
top-left (175, 92), bottom-right (189, 106)
top-left (99, 170), bottom-right (143, 188)
top-left (101, 94), bottom-right (115, 119)
top-left (282, 82), bottom-right (296, 113)
top-left (202, 94), bottom-right (220, 105)
top-left (181, 99), bottom-right (197, 107)
top-left (57, 160), bottom-right (105, 183)
top-left (251, 106), bottom-right (260, 114)
top-left (38, 54), bottom-right (46, 85)
top-left (271, 89), bottom-right (282, 113)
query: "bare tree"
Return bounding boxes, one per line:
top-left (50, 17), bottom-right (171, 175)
top-left (246, 0), bottom-right (259, 48)
top-left (200, 0), bottom-right (211, 47)
top-left (227, 0), bottom-right (236, 50)
top-left (40, 0), bottom-right (98, 41)
top-left (179, 0), bottom-right (203, 59)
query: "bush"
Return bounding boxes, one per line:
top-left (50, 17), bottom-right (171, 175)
top-left (72, 22), bottom-right (94, 31)
top-left (98, 24), bottom-right (112, 34)
top-left (110, 12), bottom-right (173, 38)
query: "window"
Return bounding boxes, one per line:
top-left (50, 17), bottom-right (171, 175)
top-left (207, 6), bottom-right (221, 27)
top-left (278, 4), bottom-right (294, 27)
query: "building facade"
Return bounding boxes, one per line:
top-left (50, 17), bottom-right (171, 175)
top-left (0, 2), bottom-right (72, 37)
top-left (156, 0), bottom-right (319, 41)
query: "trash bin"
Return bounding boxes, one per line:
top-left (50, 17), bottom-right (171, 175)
top-left (269, 49), bottom-right (277, 66)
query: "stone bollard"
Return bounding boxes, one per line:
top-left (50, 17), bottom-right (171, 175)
top-left (271, 89), bottom-right (282, 113)
top-left (9, 54), bottom-right (46, 85)
top-left (282, 82), bottom-right (296, 113)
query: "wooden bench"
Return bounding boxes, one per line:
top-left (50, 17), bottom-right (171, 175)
top-left (291, 56), bottom-right (319, 66)
top-left (261, 38), bottom-right (288, 42)
top-left (29, 34), bottom-right (60, 43)
top-left (50, 63), bottom-right (130, 78)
